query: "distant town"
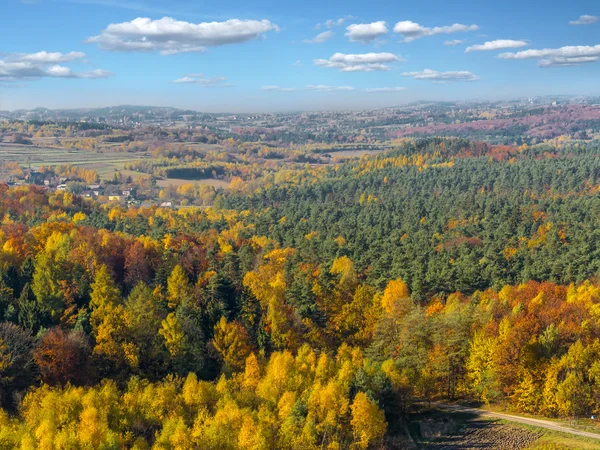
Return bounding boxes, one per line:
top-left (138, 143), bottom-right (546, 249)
top-left (2, 96), bottom-right (600, 208)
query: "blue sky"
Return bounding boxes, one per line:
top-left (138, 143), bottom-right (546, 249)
top-left (1, 0), bottom-right (599, 111)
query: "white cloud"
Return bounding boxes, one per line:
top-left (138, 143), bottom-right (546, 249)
top-left (46, 65), bottom-right (74, 77)
top-left (444, 40), bottom-right (464, 46)
top-left (364, 87), bottom-right (406, 93)
top-left (86, 16), bottom-right (279, 55)
top-left (293, 60), bottom-right (303, 67)
top-left (315, 17), bottom-right (352, 29)
top-left (314, 52), bottom-right (402, 72)
top-left (45, 65), bottom-right (113, 78)
top-left (0, 52), bottom-right (112, 81)
top-left (325, 18), bottom-right (345, 28)
top-left (569, 15), bottom-right (598, 25)
top-left (172, 74), bottom-right (231, 86)
top-left (7, 51), bottom-right (86, 63)
top-left (172, 76), bottom-right (196, 83)
top-left (306, 85), bottom-right (355, 92)
top-left (393, 21), bottom-right (479, 42)
top-left (345, 21), bottom-right (388, 43)
top-left (538, 56), bottom-right (600, 67)
top-left (498, 44), bottom-right (600, 67)
top-left (466, 39), bottom-right (528, 52)
top-left (402, 69), bottom-right (479, 82)
top-left (0, 61), bottom-right (49, 80)
top-left (304, 31), bottom-right (334, 44)
top-left (77, 69), bottom-right (114, 78)
top-left (262, 85), bottom-right (296, 92)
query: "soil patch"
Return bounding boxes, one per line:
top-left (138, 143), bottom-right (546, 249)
top-left (422, 418), bottom-right (542, 449)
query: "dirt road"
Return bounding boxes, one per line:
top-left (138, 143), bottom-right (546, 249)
top-left (432, 402), bottom-right (600, 441)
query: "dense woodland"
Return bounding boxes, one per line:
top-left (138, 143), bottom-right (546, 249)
top-left (1, 138), bottom-right (600, 448)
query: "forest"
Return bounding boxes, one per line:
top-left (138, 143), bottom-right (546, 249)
top-left (1, 137), bottom-right (600, 448)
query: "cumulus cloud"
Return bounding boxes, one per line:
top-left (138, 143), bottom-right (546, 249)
top-left (86, 16), bottom-right (279, 55)
top-left (466, 39), bottom-right (528, 52)
top-left (498, 44), bottom-right (600, 67)
top-left (314, 52), bottom-right (402, 72)
top-left (402, 69), bottom-right (479, 82)
top-left (569, 15), bottom-right (598, 25)
top-left (262, 85), bottom-right (296, 92)
top-left (306, 85), bottom-right (355, 92)
top-left (345, 21), bottom-right (388, 43)
top-left (444, 40), bottom-right (464, 46)
top-left (364, 87), bottom-right (406, 93)
top-left (0, 51), bottom-right (112, 81)
top-left (172, 74), bottom-right (231, 86)
top-left (393, 21), bottom-right (479, 42)
top-left (304, 31), bottom-right (334, 44)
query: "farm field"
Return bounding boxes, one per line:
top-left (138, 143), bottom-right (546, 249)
top-left (0, 143), bottom-right (149, 176)
top-left (0, 142), bottom-right (233, 187)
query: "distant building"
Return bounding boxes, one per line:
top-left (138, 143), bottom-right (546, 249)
top-left (24, 170), bottom-right (44, 185)
top-left (81, 189), bottom-right (100, 198)
top-left (108, 195), bottom-right (124, 202)
top-left (56, 184), bottom-right (67, 191)
top-left (160, 201), bottom-right (173, 208)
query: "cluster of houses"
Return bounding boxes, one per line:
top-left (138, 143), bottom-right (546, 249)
top-left (107, 189), bottom-right (134, 203)
top-left (5, 168), bottom-right (175, 208)
top-left (11, 169), bottom-right (141, 204)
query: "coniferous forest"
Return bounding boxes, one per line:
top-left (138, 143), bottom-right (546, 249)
top-left (1, 138), bottom-right (600, 448)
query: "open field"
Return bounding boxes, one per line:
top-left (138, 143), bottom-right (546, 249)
top-left (432, 402), bottom-right (600, 441)
top-left (0, 143), bottom-right (151, 180)
top-left (0, 144), bottom-right (233, 187)
top-left (410, 409), bottom-right (600, 450)
top-left (116, 169), bottom-right (152, 179)
top-left (474, 402), bottom-right (600, 437)
top-left (516, 422), bottom-right (600, 450)
top-left (423, 418), bottom-right (541, 449)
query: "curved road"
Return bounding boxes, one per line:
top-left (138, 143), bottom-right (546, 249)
top-left (432, 402), bottom-right (600, 441)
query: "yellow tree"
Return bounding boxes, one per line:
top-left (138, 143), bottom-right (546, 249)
top-left (466, 331), bottom-right (500, 404)
top-left (244, 249), bottom-right (298, 349)
top-left (332, 285), bottom-right (380, 346)
top-left (243, 353), bottom-right (262, 391)
top-left (380, 279), bottom-right (411, 317)
top-left (89, 265), bottom-right (138, 370)
top-left (90, 265), bottom-right (120, 312)
top-left (159, 313), bottom-right (186, 358)
top-left (307, 379), bottom-right (349, 446)
top-left (167, 265), bottom-right (192, 309)
top-left (350, 392), bottom-right (387, 450)
top-left (212, 316), bottom-right (253, 373)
